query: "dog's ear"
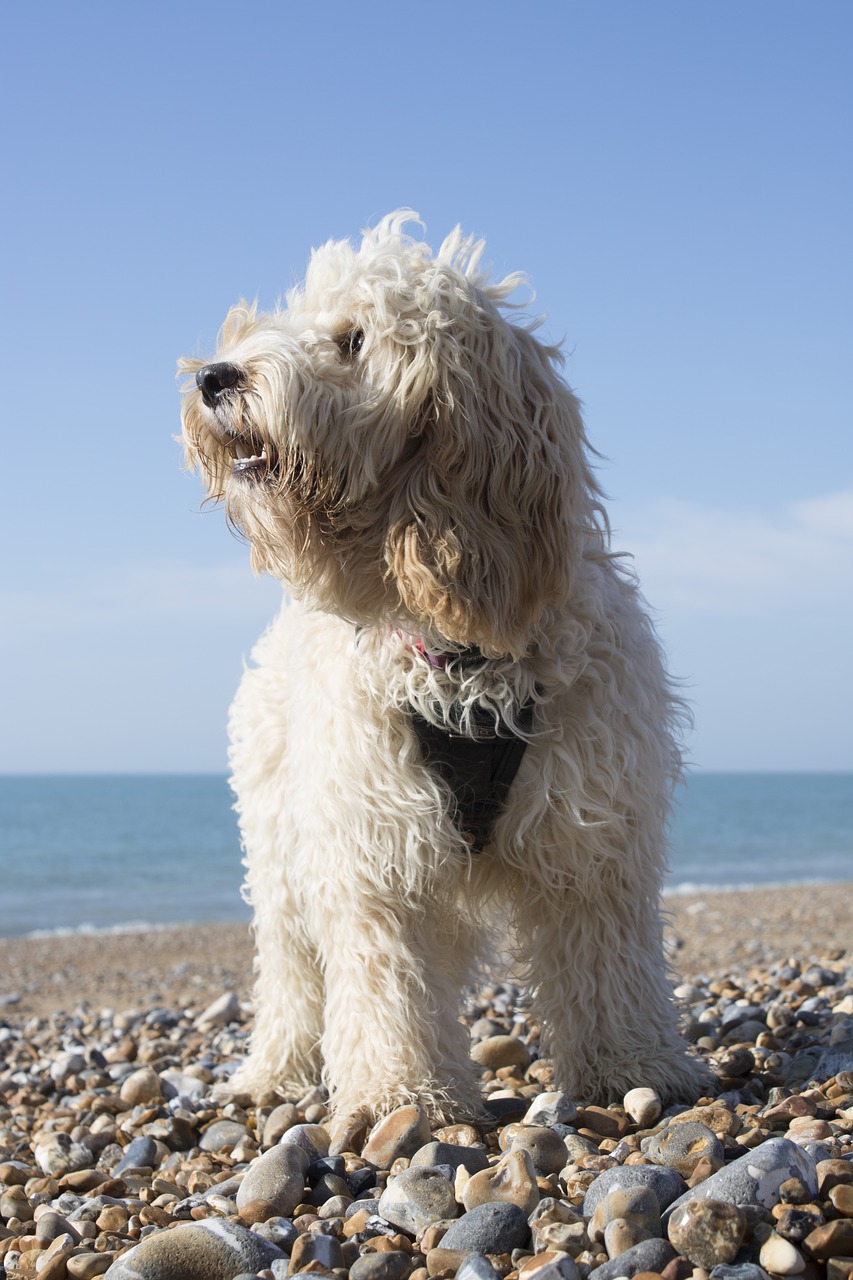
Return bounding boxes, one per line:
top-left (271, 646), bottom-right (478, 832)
top-left (384, 301), bottom-right (598, 660)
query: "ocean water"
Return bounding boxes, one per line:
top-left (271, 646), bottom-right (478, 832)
top-left (0, 773), bottom-right (851, 937)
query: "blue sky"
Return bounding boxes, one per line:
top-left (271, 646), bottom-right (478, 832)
top-left (1, 1), bottom-right (850, 772)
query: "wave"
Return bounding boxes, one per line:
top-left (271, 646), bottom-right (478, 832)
top-left (663, 875), bottom-right (844, 897)
top-left (23, 919), bottom-right (207, 940)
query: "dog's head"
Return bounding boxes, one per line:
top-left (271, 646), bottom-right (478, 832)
top-left (180, 211), bottom-right (601, 659)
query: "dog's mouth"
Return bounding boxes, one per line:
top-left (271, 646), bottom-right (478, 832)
top-left (206, 417), bottom-right (281, 483)
top-left (227, 428), bottom-right (278, 479)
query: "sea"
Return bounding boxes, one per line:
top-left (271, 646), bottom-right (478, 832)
top-left (0, 773), bottom-right (851, 938)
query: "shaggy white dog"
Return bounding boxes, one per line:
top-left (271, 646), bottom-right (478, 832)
top-left (180, 211), bottom-right (705, 1124)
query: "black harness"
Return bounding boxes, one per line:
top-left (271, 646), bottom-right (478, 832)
top-left (409, 697), bottom-right (534, 853)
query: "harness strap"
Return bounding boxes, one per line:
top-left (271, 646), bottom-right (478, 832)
top-left (409, 699), bottom-right (534, 853)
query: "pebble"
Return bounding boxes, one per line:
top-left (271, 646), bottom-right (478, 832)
top-left (623, 1088), bottom-right (662, 1128)
top-left (461, 1148), bottom-right (540, 1213)
top-left (102, 1218), bottom-right (285, 1277)
top-left (587, 1236), bottom-right (677, 1279)
top-left (289, 1229), bottom-right (345, 1271)
top-left (350, 1251), bottom-right (414, 1280)
top-left (470, 1035), bottom-right (531, 1071)
top-left (0, 953), bottom-right (850, 1280)
top-left (507, 1124), bottom-right (569, 1175)
top-left (378, 1166), bottom-right (459, 1233)
top-left (590, 1186), bottom-right (661, 1241)
top-left (410, 1141), bottom-right (490, 1176)
top-left (583, 1165), bottom-right (688, 1217)
top-left (667, 1198), bottom-right (747, 1270)
top-left (236, 1142), bottom-right (309, 1221)
top-left (456, 1254), bottom-right (504, 1280)
top-left (262, 1103), bottom-right (299, 1147)
top-left (758, 1230), bottom-right (806, 1274)
top-left (665, 1138), bottom-right (819, 1217)
top-left (439, 1201), bottom-right (531, 1252)
top-left (33, 1132), bottom-right (93, 1176)
top-left (199, 1118), bottom-right (253, 1152)
top-left (604, 1216), bottom-right (652, 1257)
top-left (805, 1218), bottom-right (853, 1259)
top-left (362, 1106), bottom-right (431, 1167)
top-left (113, 1136), bottom-right (158, 1174)
top-left (195, 990), bottom-right (241, 1028)
top-left (645, 1120), bottom-right (725, 1176)
top-left (520, 1253), bottom-right (582, 1280)
top-left (278, 1122), bottom-right (331, 1163)
top-left (523, 1093), bottom-right (579, 1127)
top-left (118, 1065), bottom-right (163, 1105)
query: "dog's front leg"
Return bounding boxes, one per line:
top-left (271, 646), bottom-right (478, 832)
top-left (227, 868), bottom-right (325, 1101)
top-left (311, 889), bottom-right (483, 1126)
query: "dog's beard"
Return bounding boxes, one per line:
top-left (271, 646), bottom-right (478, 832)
top-left (183, 387), bottom-right (405, 623)
top-left (186, 388), bottom-right (351, 522)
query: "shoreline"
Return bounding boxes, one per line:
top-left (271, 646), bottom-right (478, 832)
top-left (1, 881), bottom-right (850, 1021)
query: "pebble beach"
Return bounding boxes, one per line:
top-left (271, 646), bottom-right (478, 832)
top-left (0, 883), bottom-right (851, 1280)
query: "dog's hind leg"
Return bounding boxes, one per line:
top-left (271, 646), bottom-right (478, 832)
top-left (513, 866), bottom-right (709, 1105)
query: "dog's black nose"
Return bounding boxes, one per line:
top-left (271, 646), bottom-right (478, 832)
top-left (196, 362), bottom-right (241, 409)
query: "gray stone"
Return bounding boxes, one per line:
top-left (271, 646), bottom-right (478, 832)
top-left (509, 1126), bottom-right (568, 1176)
top-left (710, 1267), bottom-right (771, 1280)
top-left (456, 1255), bottom-right (503, 1280)
top-left (349, 1251), bottom-right (414, 1280)
top-left (236, 1143), bottom-right (309, 1222)
top-left (263, 1104), bottom-right (299, 1147)
top-left (35, 1211), bottom-right (81, 1244)
top-left (160, 1069), bottom-right (208, 1103)
top-left (199, 1119), bottom-right (252, 1152)
top-left (379, 1166), bottom-right (459, 1234)
top-left (582, 1164), bottom-right (688, 1218)
top-left (664, 1138), bottom-right (818, 1220)
top-left (278, 1123), bottom-right (330, 1163)
top-left (196, 991), bottom-right (241, 1028)
top-left (589, 1186), bottom-right (661, 1242)
top-left (50, 1050), bottom-right (86, 1083)
top-left (562, 1134), bottom-right (600, 1162)
top-left (103, 1219), bottom-right (285, 1278)
top-left (815, 1037), bottom-right (853, 1077)
top-left (646, 1121), bottom-right (725, 1177)
top-left (34, 1132), bottom-right (93, 1176)
top-left (587, 1236), bottom-right (677, 1280)
top-left (250, 1217), bottom-right (300, 1251)
top-left (410, 1141), bottom-right (490, 1176)
top-left (440, 1201), bottom-right (531, 1253)
top-left (523, 1093), bottom-right (578, 1127)
top-left (113, 1135), bottom-right (159, 1174)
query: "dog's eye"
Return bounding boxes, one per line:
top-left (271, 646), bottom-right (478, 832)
top-left (338, 329), bottom-right (365, 359)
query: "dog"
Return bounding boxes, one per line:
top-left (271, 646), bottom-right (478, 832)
top-left (179, 211), bottom-right (706, 1125)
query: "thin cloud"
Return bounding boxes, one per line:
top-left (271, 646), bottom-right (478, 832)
top-left (0, 560), bottom-right (283, 638)
top-left (618, 487), bottom-right (853, 617)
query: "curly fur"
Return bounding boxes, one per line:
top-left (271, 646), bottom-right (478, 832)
top-left (179, 211), bottom-right (707, 1121)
